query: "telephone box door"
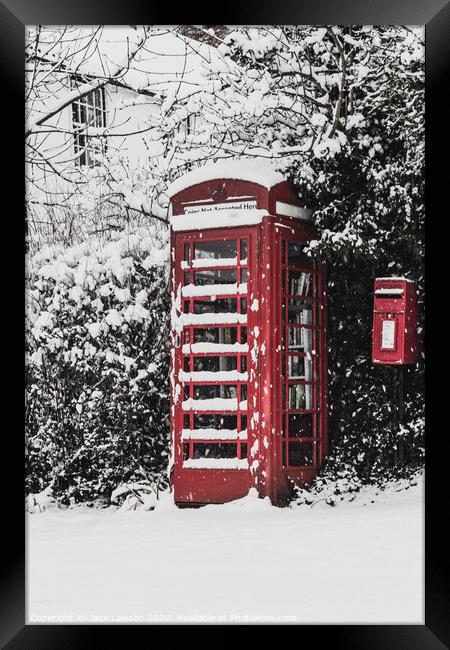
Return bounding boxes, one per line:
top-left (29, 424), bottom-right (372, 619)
top-left (172, 226), bottom-right (260, 505)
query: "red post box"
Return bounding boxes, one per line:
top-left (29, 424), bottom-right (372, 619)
top-left (167, 160), bottom-right (328, 507)
top-left (372, 277), bottom-right (419, 365)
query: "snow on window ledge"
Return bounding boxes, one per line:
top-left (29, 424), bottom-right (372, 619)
top-left (182, 397), bottom-right (244, 412)
top-left (181, 283), bottom-right (247, 297)
top-left (181, 312), bottom-right (247, 326)
top-left (182, 342), bottom-right (249, 354)
top-left (181, 428), bottom-right (248, 441)
top-left (182, 458), bottom-right (249, 470)
top-left (178, 370), bottom-right (248, 382)
top-left (181, 257), bottom-right (238, 269)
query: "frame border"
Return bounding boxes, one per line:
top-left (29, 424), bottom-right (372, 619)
top-left (3, 1), bottom-right (447, 646)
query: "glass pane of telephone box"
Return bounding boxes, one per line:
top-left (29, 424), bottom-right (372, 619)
top-left (288, 384), bottom-right (314, 410)
top-left (288, 355), bottom-right (313, 380)
top-left (288, 355), bottom-right (304, 378)
top-left (288, 327), bottom-right (305, 349)
top-left (194, 240), bottom-right (237, 260)
top-left (193, 443), bottom-right (238, 459)
top-left (288, 441), bottom-right (314, 466)
top-left (194, 298), bottom-right (237, 314)
top-left (288, 413), bottom-right (314, 438)
top-left (193, 327), bottom-right (238, 345)
top-left (288, 384), bottom-right (314, 411)
top-left (193, 385), bottom-right (238, 400)
top-left (193, 356), bottom-right (237, 372)
top-left (193, 414), bottom-right (238, 430)
top-left (240, 240), bottom-right (248, 261)
top-left (287, 242), bottom-right (313, 268)
top-left (287, 299), bottom-right (312, 325)
top-left (289, 384), bottom-right (305, 410)
top-left (288, 270), bottom-right (312, 296)
top-left (194, 268), bottom-right (237, 286)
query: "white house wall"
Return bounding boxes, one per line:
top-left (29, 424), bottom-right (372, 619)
top-left (26, 73), bottom-right (159, 210)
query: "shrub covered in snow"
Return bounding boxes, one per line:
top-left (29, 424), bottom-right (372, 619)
top-left (25, 226), bottom-right (171, 505)
top-left (25, 486), bottom-right (60, 514)
top-left (290, 468), bottom-right (423, 509)
top-left (288, 27), bottom-right (425, 481)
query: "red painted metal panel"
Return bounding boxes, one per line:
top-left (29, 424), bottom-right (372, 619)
top-left (173, 469), bottom-right (253, 504)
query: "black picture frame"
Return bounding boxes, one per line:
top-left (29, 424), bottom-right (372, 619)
top-left (3, 1), bottom-right (447, 646)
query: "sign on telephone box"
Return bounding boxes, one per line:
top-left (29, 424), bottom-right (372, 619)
top-left (372, 278), bottom-right (419, 365)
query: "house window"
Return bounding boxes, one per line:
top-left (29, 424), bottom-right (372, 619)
top-left (71, 78), bottom-right (107, 168)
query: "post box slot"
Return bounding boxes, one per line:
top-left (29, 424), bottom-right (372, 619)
top-left (375, 288), bottom-right (404, 297)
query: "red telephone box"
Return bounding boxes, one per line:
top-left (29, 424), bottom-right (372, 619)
top-left (168, 160), bottom-right (328, 506)
top-left (372, 277), bottom-right (419, 365)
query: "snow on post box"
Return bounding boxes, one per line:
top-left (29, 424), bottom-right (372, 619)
top-left (372, 278), bottom-right (419, 365)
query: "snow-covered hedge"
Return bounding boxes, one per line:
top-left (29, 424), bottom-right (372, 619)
top-left (25, 226), bottom-right (171, 505)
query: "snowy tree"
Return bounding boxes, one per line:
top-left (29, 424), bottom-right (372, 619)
top-left (25, 26), bottom-right (218, 249)
top-left (25, 227), bottom-right (171, 503)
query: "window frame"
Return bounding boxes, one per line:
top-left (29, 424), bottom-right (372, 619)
top-left (179, 236), bottom-right (250, 464)
top-left (281, 238), bottom-right (323, 468)
top-left (71, 76), bottom-right (107, 168)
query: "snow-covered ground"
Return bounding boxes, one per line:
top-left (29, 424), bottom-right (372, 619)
top-left (27, 477), bottom-right (424, 624)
